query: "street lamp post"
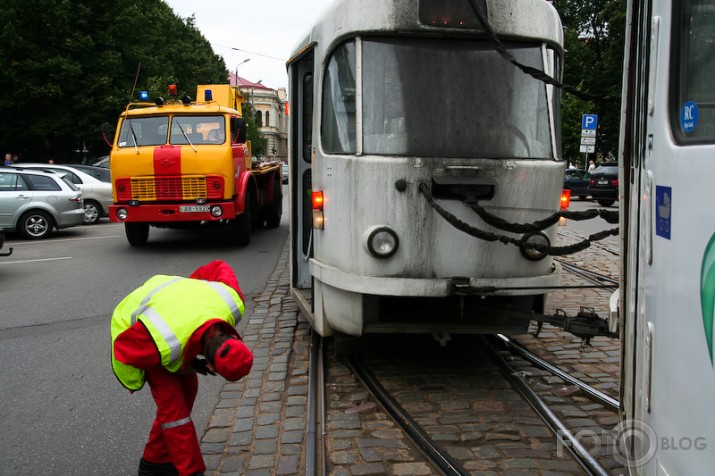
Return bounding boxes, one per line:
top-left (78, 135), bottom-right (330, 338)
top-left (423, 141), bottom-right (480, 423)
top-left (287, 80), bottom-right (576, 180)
top-left (234, 58), bottom-right (250, 86)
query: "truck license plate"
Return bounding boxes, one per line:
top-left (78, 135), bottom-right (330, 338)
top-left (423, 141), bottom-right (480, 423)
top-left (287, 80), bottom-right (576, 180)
top-left (180, 205), bottom-right (210, 213)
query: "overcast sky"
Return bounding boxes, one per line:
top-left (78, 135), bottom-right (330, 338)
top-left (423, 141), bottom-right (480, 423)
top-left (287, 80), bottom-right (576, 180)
top-left (164, 0), bottom-right (334, 91)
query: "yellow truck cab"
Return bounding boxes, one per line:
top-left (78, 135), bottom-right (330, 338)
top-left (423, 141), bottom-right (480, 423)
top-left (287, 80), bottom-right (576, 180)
top-left (108, 84), bottom-right (282, 246)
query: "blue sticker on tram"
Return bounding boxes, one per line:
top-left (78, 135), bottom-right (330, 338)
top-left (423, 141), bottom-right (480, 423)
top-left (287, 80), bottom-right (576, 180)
top-left (680, 101), bottom-right (699, 133)
top-left (655, 185), bottom-right (671, 240)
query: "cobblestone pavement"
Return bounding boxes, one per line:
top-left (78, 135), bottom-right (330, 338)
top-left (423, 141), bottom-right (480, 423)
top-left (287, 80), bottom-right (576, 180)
top-left (201, 223), bottom-right (624, 475)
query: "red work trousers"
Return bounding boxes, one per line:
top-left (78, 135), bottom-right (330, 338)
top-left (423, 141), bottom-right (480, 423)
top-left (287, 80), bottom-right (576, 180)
top-left (143, 366), bottom-right (205, 476)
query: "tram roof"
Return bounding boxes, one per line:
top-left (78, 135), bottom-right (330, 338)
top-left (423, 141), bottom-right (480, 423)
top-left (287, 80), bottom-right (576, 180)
top-left (289, 0), bottom-right (563, 64)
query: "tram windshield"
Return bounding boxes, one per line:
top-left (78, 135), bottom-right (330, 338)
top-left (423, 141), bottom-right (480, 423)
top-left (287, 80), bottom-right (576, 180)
top-left (322, 38), bottom-right (557, 159)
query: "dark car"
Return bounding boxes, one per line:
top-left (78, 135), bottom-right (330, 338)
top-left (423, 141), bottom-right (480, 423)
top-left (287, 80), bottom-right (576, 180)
top-left (563, 168), bottom-right (590, 199)
top-left (588, 162), bottom-right (619, 206)
top-left (0, 229), bottom-right (12, 257)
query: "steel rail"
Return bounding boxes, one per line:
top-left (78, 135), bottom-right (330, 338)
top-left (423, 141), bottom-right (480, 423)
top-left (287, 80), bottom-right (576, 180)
top-left (479, 336), bottom-right (611, 476)
top-left (558, 260), bottom-right (619, 286)
top-left (347, 356), bottom-right (470, 476)
top-left (305, 331), bottom-right (326, 476)
top-left (495, 334), bottom-right (620, 412)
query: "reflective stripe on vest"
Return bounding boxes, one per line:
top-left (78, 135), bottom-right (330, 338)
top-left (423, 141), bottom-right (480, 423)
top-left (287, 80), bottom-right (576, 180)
top-left (142, 306), bottom-right (182, 365)
top-left (160, 416), bottom-right (192, 430)
top-left (131, 277), bottom-right (182, 326)
top-left (205, 281), bottom-right (242, 323)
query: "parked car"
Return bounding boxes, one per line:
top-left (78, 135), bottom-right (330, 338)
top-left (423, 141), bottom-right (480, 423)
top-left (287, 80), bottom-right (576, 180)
top-left (282, 163), bottom-right (288, 184)
top-left (588, 162), bottom-right (619, 206)
top-left (563, 168), bottom-right (590, 199)
top-left (71, 164), bottom-right (111, 183)
top-left (0, 167), bottom-right (85, 239)
top-left (93, 155), bottom-right (110, 168)
top-left (0, 229), bottom-right (12, 256)
top-left (12, 164), bottom-right (113, 224)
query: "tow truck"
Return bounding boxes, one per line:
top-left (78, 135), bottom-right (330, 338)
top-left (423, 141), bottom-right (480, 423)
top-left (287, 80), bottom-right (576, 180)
top-left (106, 84), bottom-right (282, 246)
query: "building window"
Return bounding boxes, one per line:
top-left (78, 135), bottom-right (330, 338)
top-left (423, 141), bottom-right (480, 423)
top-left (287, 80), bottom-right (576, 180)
top-left (266, 111), bottom-right (271, 127)
top-left (256, 110), bottom-right (263, 126)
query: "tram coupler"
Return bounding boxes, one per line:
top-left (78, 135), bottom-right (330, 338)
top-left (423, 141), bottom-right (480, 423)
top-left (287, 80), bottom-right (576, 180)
top-left (559, 307), bottom-right (618, 350)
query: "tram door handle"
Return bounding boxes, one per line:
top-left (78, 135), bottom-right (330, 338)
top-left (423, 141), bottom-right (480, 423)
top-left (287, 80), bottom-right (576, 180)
top-left (645, 169), bottom-right (654, 265)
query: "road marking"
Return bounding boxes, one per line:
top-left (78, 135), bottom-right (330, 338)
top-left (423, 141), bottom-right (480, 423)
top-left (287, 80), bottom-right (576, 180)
top-left (0, 256), bottom-right (72, 265)
top-left (6, 235), bottom-right (122, 246)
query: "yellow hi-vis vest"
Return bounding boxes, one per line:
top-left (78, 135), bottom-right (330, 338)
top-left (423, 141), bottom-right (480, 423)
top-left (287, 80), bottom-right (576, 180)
top-left (110, 275), bottom-right (244, 391)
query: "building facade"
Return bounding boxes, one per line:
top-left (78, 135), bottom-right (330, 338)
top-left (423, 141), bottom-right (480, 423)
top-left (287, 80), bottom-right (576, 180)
top-left (229, 73), bottom-right (288, 164)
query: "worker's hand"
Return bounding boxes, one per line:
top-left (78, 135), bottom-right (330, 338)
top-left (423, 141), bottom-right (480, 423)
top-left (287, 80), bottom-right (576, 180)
top-left (192, 358), bottom-right (216, 376)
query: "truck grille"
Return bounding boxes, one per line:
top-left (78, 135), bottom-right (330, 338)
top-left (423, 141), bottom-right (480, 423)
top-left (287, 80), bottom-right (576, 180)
top-left (131, 176), bottom-right (207, 201)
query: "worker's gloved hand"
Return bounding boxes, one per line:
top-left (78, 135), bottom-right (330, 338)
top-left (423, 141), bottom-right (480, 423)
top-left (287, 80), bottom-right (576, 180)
top-left (192, 358), bottom-right (216, 376)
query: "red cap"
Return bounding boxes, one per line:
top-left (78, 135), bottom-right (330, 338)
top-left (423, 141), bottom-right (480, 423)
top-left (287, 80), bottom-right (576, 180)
top-left (214, 338), bottom-right (253, 381)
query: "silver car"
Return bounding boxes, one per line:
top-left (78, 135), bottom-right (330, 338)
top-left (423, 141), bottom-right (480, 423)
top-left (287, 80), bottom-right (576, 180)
top-left (0, 167), bottom-right (85, 239)
top-left (15, 164), bottom-right (113, 224)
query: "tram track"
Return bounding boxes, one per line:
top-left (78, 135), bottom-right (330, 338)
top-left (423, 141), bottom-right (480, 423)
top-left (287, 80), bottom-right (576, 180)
top-left (310, 330), bottom-right (623, 475)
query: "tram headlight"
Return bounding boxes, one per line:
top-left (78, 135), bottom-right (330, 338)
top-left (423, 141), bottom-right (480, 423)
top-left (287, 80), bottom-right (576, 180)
top-left (364, 226), bottom-right (399, 259)
top-left (519, 232), bottom-right (550, 262)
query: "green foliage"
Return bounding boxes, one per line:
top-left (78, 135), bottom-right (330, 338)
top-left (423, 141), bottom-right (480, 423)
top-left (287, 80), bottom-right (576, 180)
top-left (241, 102), bottom-right (266, 158)
top-left (553, 0), bottom-right (626, 164)
top-left (0, 0), bottom-right (228, 162)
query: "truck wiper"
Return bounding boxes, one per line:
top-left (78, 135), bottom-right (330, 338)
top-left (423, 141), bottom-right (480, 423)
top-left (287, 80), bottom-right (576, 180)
top-left (128, 120), bottom-right (139, 154)
top-left (174, 120), bottom-right (197, 152)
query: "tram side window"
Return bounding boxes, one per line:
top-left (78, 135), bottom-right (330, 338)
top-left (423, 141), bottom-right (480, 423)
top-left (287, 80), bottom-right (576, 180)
top-left (673, 0), bottom-right (715, 143)
top-left (321, 41), bottom-right (357, 154)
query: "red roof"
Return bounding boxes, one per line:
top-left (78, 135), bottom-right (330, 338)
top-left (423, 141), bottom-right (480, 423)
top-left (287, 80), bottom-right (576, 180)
top-left (228, 72), bottom-right (270, 89)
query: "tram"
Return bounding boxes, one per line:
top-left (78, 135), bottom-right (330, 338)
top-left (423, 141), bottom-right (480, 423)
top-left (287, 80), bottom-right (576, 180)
top-left (286, 0), bottom-right (567, 338)
top-left (618, 0), bottom-right (715, 473)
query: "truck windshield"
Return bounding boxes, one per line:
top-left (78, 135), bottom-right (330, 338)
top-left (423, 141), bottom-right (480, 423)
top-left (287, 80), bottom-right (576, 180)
top-left (322, 38), bottom-right (557, 159)
top-left (170, 116), bottom-right (225, 145)
top-left (118, 116), bottom-right (169, 147)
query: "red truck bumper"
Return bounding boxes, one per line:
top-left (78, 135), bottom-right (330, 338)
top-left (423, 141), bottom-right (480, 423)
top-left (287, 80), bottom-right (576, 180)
top-left (110, 202), bottom-right (237, 223)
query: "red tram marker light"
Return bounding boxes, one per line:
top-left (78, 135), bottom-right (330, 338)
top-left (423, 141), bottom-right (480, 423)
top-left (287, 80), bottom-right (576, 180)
top-left (560, 189), bottom-right (571, 209)
top-left (312, 191), bottom-right (325, 230)
top-left (312, 191), bottom-right (324, 210)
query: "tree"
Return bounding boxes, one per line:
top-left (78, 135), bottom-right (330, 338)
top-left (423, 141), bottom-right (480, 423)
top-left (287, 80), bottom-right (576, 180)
top-left (242, 102), bottom-right (266, 158)
top-left (553, 0), bottom-right (626, 165)
top-left (0, 0), bottom-right (228, 162)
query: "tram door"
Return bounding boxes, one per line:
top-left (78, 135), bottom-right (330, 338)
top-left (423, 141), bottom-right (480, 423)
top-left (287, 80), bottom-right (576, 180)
top-left (288, 50), bottom-right (315, 293)
top-left (623, 1), bottom-right (715, 473)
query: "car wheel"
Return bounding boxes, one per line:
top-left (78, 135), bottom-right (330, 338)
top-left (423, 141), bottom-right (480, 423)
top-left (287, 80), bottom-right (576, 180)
top-left (83, 200), bottom-right (102, 225)
top-left (579, 196), bottom-right (588, 200)
top-left (19, 210), bottom-right (53, 240)
top-left (597, 199), bottom-right (615, 207)
top-left (125, 222), bottom-right (149, 246)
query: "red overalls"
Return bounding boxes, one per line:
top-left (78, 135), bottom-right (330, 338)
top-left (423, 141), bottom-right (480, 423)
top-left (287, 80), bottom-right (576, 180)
top-left (113, 261), bottom-right (249, 476)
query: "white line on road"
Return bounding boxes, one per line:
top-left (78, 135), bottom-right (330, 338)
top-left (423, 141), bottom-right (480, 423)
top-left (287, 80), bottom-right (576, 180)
top-left (6, 235), bottom-right (122, 246)
top-left (0, 256), bottom-right (72, 265)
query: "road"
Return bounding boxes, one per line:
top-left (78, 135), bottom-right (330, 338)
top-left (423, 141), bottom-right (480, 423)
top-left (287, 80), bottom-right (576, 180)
top-left (0, 190), bottom-right (289, 475)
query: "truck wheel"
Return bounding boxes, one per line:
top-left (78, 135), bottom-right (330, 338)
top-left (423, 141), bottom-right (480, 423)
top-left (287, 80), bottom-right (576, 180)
top-left (232, 193), bottom-right (252, 246)
top-left (264, 178), bottom-right (283, 229)
top-left (125, 223), bottom-right (149, 246)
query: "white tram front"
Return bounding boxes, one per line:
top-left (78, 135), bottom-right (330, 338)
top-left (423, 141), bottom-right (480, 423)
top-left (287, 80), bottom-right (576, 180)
top-left (618, 0), bottom-right (715, 473)
top-left (287, 0), bottom-right (566, 337)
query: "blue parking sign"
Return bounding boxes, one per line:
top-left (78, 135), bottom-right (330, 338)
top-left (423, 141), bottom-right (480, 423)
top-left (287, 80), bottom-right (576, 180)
top-left (582, 114), bottom-right (599, 130)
